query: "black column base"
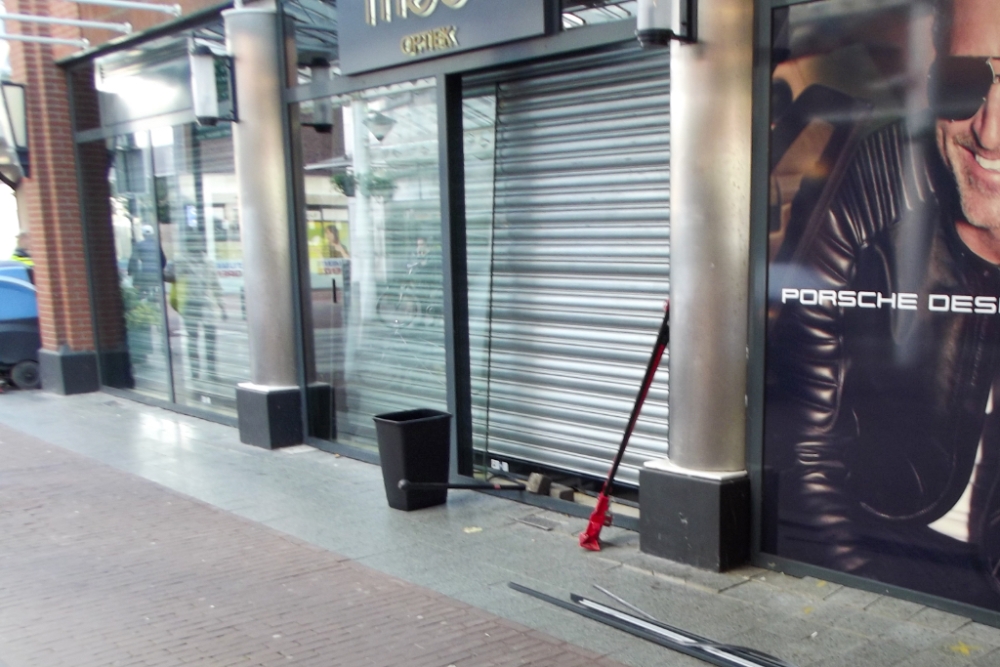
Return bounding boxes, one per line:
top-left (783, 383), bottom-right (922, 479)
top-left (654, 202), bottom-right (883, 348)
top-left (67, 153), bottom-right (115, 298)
top-left (100, 348), bottom-right (134, 389)
top-left (39, 349), bottom-right (100, 395)
top-left (639, 465), bottom-right (750, 572)
top-left (306, 382), bottom-right (336, 440)
top-left (236, 383), bottom-right (303, 449)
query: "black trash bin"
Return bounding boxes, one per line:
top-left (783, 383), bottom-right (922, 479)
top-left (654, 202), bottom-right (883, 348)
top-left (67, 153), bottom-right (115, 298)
top-left (373, 408), bottom-right (452, 511)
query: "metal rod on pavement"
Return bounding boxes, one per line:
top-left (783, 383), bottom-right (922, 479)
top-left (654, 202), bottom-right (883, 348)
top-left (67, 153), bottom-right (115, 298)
top-left (592, 584), bottom-right (659, 622)
top-left (508, 582), bottom-right (799, 667)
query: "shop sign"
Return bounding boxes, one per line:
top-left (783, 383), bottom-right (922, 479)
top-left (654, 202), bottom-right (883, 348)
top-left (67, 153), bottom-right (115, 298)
top-left (338, 0), bottom-right (552, 75)
top-left (762, 0), bottom-right (1000, 615)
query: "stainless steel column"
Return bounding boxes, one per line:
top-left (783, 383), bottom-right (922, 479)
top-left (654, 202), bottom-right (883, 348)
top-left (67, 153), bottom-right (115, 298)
top-left (667, 0), bottom-right (754, 472)
top-left (225, 4), bottom-right (303, 448)
top-left (225, 4), bottom-right (298, 389)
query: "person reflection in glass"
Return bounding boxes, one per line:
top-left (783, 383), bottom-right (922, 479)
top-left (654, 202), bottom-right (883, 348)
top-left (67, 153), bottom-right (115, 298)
top-left (175, 247), bottom-right (226, 381)
top-left (325, 224), bottom-right (350, 259)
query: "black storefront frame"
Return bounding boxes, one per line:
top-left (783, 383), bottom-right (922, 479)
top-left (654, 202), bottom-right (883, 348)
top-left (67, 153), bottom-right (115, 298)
top-left (282, 12), bottom-right (645, 522)
top-left (63, 6), bottom-right (653, 517)
top-left (746, 0), bottom-right (1000, 627)
top-left (65, 9), bottom-right (246, 429)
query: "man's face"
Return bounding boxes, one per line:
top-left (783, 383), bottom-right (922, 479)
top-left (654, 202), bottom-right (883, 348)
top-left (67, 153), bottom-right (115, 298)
top-left (936, 0), bottom-right (1000, 231)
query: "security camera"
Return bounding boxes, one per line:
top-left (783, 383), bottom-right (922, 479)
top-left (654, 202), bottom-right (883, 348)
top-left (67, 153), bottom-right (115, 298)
top-left (636, 0), bottom-right (694, 47)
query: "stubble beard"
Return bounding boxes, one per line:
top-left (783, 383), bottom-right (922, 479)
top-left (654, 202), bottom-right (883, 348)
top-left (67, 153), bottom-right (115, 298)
top-left (939, 122), bottom-right (1000, 232)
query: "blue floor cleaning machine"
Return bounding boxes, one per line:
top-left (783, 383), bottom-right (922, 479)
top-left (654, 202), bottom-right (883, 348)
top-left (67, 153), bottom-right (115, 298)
top-left (0, 260), bottom-right (41, 389)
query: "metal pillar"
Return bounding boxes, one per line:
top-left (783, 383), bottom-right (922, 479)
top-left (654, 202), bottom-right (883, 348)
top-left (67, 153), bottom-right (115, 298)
top-left (225, 4), bottom-right (302, 447)
top-left (639, 0), bottom-right (754, 570)
top-left (665, 0), bottom-right (754, 473)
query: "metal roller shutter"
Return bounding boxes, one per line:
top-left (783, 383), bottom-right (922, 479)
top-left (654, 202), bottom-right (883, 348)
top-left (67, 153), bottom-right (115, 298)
top-left (469, 46), bottom-right (671, 487)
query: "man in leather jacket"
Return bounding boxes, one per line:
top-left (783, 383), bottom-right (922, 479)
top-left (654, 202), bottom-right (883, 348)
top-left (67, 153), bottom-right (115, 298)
top-left (767, 0), bottom-right (1000, 610)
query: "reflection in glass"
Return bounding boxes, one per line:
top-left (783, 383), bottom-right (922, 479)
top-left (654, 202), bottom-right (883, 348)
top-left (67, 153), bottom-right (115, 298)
top-left (110, 132), bottom-right (171, 401)
top-left (462, 88), bottom-right (498, 473)
top-left (106, 124), bottom-right (250, 415)
top-left (301, 78), bottom-right (447, 450)
top-left (562, 0), bottom-right (636, 29)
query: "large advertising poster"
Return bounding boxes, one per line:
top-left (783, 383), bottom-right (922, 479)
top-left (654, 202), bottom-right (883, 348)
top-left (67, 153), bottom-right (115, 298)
top-left (764, 0), bottom-right (1000, 612)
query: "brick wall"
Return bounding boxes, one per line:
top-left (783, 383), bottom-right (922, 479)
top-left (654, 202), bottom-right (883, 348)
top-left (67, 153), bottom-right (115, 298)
top-left (8, 0), bottom-right (92, 352)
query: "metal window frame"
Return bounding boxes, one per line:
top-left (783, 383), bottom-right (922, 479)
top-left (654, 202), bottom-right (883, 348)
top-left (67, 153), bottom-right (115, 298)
top-left (284, 17), bottom-right (640, 470)
top-left (747, 0), bottom-right (1000, 628)
top-left (64, 0), bottom-right (646, 492)
top-left (437, 72), bottom-right (473, 477)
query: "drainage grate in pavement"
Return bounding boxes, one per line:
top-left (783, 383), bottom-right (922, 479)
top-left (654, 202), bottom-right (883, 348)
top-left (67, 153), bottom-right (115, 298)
top-left (517, 514), bottom-right (560, 531)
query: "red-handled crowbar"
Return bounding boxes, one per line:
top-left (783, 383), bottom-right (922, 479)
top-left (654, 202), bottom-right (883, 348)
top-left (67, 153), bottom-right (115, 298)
top-left (579, 301), bottom-right (670, 551)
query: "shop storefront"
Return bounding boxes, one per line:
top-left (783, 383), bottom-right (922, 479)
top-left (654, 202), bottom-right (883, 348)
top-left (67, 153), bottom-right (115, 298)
top-left (295, 45), bottom-right (672, 485)
top-left (67, 1), bottom-right (677, 479)
top-left (59, 0), bottom-right (1000, 630)
top-left (72, 18), bottom-right (249, 422)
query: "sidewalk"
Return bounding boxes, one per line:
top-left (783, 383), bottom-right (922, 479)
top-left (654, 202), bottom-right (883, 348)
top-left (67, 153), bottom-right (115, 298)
top-left (1, 391), bottom-right (999, 667)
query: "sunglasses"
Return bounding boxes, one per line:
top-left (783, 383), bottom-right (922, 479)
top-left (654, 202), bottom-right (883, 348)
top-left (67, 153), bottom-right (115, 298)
top-left (930, 56), bottom-right (1000, 121)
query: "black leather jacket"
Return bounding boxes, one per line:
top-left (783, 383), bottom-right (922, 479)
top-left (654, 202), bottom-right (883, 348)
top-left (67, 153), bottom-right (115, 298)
top-left (767, 121), bottom-right (1000, 579)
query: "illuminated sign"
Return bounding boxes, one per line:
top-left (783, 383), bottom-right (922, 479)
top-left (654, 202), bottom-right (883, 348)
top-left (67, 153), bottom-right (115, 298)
top-left (364, 0), bottom-right (469, 26)
top-left (339, 0), bottom-right (553, 75)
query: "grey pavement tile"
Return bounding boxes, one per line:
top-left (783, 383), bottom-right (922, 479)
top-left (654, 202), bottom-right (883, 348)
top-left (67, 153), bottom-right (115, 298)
top-left (955, 621), bottom-right (1000, 649)
top-left (892, 637), bottom-right (995, 667)
top-left (974, 646), bottom-right (1000, 667)
top-left (822, 585), bottom-right (884, 610)
top-left (864, 595), bottom-right (927, 621)
top-left (803, 602), bottom-right (905, 639)
top-left (807, 639), bottom-right (915, 667)
top-left (751, 571), bottom-right (845, 601)
top-left (588, 525), bottom-right (641, 547)
top-left (678, 600), bottom-right (768, 642)
top-left (910, 606), bottom-right (977, 633)
top-left (610, 550), bottom-right (753, 593)
top-left (779, 626), bottom-right (871, 666)
top-left (722, 579), bottom-right (818, 613)
top-left (755, 613), bottom-right (831, 641)
top-left (879, 621), bottom-right (952, 652)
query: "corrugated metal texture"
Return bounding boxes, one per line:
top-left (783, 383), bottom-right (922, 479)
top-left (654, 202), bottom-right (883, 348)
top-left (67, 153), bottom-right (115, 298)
top-left (468, 46), bottom-right (671, 487)
top-left (332, 86), bottom-right (449, 445)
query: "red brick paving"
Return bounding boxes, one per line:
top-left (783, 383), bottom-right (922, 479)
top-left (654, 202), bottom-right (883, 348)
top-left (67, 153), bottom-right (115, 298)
top-left (0, 424), bottom-right (627, 667)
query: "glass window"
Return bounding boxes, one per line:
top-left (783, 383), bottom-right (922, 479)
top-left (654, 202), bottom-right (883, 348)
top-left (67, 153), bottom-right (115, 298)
top-left (300, 78), bottom-right (447, 450)
top-left (462, 86), bottom-right (498, 473)
top-left (91, 122), bottom-right (250, 416)
top-left (284, 0), bottom-right (339, 83)
top-left (159, 124), bottom-right (249, 414)
top-left (562, 0), bottom-right (637, 30)
top-left (107, 131), bottom-right (172, 401)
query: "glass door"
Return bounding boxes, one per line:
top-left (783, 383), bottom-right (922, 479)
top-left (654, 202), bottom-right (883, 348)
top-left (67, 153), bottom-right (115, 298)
top-left (109, 130), bottom-right (173, 402)
top-left (299, 79), bottom-right (447, 452)
top-left (104, 123), bottom-right (250, 416)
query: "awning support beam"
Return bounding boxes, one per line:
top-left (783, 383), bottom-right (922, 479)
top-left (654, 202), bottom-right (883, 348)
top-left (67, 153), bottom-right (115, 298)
top-left (0, 12), bottom-right (132, 33)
